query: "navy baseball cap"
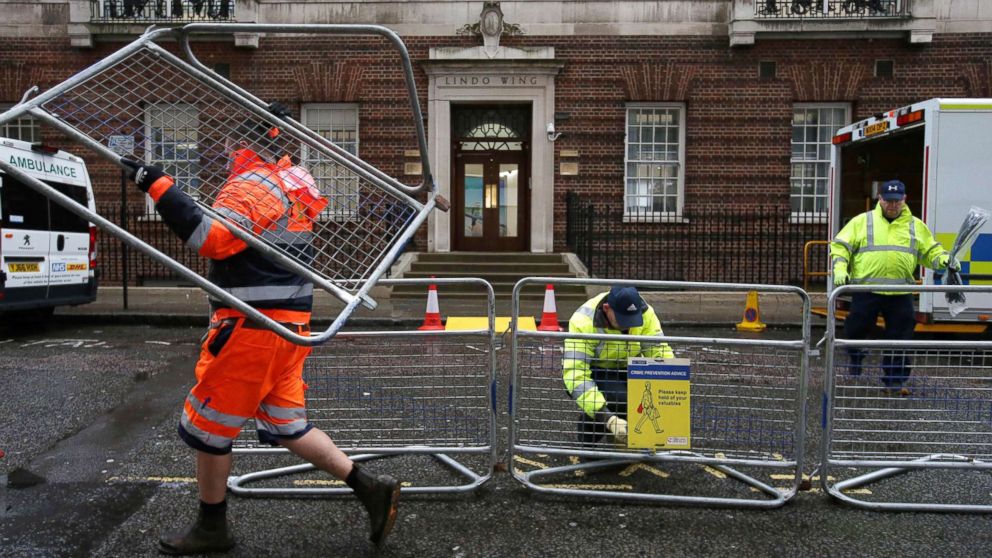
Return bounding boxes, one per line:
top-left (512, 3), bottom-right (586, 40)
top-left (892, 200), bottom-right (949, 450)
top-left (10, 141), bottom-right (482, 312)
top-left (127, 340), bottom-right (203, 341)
top-left (606, 285), bottom-right (647, 329)
top-left (880, 179), bottom-right (906, 201)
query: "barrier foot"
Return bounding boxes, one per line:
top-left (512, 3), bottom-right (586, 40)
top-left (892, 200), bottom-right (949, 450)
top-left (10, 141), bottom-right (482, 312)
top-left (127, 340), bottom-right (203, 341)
top-left (826, 454), bottom-right (992, 513)
top-left (227, 452), bottom-right (489, 496)
top-left (520, 454), bottom-right (788, 508)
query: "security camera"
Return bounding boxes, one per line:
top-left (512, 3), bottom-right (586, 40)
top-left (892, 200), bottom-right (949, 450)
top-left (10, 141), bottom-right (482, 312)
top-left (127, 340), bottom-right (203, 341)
top-left (546, 122), bottom-right (561, 141)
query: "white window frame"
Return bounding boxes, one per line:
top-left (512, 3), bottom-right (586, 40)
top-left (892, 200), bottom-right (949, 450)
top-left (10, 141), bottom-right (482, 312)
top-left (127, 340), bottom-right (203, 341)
top-left (623, 103), bottom-right (686, 222)
top-left (791, 102), bottom-right (850, 222)
top-left (301, 103), bottom-right (360, 222)
top-left (0, 105), bottom-right (41, 143)
top-left (143, 103), bottom-right (201, 215)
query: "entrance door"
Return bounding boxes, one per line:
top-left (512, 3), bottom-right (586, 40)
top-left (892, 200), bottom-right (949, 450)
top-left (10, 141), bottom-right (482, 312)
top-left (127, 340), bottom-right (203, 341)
top-left (454, 152), bottom-right (528, 251)
top-left (451, 104), bottom-right (531, 252)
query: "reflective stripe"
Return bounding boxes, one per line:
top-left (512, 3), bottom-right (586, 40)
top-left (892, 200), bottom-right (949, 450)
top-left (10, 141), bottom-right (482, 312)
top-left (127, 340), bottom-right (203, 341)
top-left (641, 341), bottom-right (660, 350)
top-left (260, 228), bottom-right (314, 246)
top-left (180, 412), bottom-right (236, 449)
top-left (866, 211), bottom-right (875, 248)
top-left (569, 380), bottom-right (598, 401)
top-left (576, 306), bottom-right (595, 318)
top-left (187, 393), bottom-right (248, 428)
top-left (213, 206), bottom-right (253, 230)
top-left (223, 284), bottom-right (314, 301)
top-left (833, 238), bottom-right (854, 254)
top-left (831, 256), bottom-right (848, 266)
top-left (186, 217), bottom-right (213, 251)
top-left (908, 220), bottom-right (917, 253)
top-left (563, 350), bottom-right (591, 362)
top-left (256, 417), bottom-right (309, 436)
top-left (851, 277), bottom-right (915, 285)
top-left (238, 171), bottom-right (291, 208)
top-left (858, 245), bottom-right (916, 255)
top-left (259, 403), bottom-right (307, 421)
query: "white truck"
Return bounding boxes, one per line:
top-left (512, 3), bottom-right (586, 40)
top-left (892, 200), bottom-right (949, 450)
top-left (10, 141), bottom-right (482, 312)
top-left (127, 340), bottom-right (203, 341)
top-left (829, 98), bottom-right (992, 327)
top-left (0, 137), bottom-right (98, 319)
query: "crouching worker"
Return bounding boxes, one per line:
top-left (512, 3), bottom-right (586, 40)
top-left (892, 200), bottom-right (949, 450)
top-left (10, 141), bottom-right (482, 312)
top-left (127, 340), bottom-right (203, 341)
top-left (562, 285), bottom-right (675, 447)
top-left (123, 103), bottom-right (400, 554)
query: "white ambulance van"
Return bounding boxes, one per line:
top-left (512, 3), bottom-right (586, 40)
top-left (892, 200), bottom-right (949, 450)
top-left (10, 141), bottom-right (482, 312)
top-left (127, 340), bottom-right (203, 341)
top-left (829, 98), bottom-right (992, 327)
top-left (0, 137), bottom-right (97, 318)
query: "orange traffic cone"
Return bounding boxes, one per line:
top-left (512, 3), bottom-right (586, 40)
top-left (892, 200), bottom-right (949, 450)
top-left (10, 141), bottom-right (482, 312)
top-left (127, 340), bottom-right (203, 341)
top-left (418, 280), bottom-right (445, 330)
top-left (537, 284), bottom-right (564, 331)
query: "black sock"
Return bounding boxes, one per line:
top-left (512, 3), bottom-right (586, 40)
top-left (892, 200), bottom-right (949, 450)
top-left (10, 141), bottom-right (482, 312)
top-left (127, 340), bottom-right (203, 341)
top-left (199, 499), bottom-right (227, 521)
top-left (345, 464), bottom-right (361, 490)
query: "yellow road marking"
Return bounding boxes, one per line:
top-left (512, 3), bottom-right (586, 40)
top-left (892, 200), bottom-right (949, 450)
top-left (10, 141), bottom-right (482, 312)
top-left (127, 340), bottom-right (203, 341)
top-left (770, 474), bottom-right (835, 482)
top-left (541, 483), bottom-right (633, 491)
top-left (292, 479), bottom-right (414, 487)
top-left (108, 476), bottom-right (197, 484)
top-left (293, 479), bottom-right (346, 486)
top-left (703, 466), bottom-right (727, 479)
top-left (569, 455), bottom-right (586, 477)
top-left (512, 455), bottom-right (549, 469)
top-left (618, 463), bottom-right (670, 479)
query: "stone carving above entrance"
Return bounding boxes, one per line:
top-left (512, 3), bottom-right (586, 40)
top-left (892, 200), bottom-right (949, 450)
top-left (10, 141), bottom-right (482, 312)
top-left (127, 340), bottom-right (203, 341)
top-left (457, 2), bottom-right (523, 58)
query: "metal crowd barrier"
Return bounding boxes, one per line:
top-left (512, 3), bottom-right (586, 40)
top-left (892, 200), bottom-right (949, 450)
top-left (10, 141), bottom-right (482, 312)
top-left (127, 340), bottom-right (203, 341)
top-left (0, 23), bottom-right (438, 346)
top-left (821, 284), bottom-right (992, 512)
top-left (228, 278), bottom-right (497, 496)
top-left (510, 278), bottom-right (812, 507)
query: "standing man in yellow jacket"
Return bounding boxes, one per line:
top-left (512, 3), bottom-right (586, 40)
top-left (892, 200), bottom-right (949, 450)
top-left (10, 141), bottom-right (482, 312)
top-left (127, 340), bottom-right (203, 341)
top-left (830, 179), bottom-right (955, 395)
top-left (562, 285), bottom-right (674, 446)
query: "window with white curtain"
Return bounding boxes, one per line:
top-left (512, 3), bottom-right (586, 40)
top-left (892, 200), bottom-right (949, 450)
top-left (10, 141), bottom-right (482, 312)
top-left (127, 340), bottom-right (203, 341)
top-left (624, 104), bottom-right (685, 220)
top-left (144, 103), bottom-right (200, 213)
top-left (791, 103), bottom-right (850, 217)
top-left (0, 105), bottom-right (41, 143)
top-left (301, 104), bottom-right (360, 220)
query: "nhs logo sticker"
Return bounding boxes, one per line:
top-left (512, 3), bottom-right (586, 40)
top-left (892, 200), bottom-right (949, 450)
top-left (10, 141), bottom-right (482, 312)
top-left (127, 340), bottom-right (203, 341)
top-left (51, 262), bottom-right (67, 273)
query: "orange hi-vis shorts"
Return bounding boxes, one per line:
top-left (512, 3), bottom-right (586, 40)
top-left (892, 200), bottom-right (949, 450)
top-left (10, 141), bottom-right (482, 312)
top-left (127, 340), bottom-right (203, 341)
top-left (178, 308), bottom-right (313, 455)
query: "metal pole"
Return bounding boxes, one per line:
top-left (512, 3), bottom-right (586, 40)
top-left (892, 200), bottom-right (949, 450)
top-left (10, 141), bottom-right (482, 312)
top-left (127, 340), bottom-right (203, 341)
top-left (120, 169), bottom-right (128, 309)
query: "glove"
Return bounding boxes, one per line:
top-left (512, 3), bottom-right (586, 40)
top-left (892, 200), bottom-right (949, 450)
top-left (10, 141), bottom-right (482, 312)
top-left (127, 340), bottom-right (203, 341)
top-left (267, 101), bottom-right (291, 118)
top-left (939, 254), bottom-right (960, 272)
top-left (121, 159), bottom-right (168, 193)
top-left (606, 416), bottom-right (628, 445)
top-left (833, 268), bottom-right (848, 287)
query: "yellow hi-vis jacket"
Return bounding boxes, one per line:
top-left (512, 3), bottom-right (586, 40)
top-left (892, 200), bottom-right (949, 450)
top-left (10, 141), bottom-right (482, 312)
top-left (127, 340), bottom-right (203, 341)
top-left (830, 202), bottom-right (947, 295)
top-left (562, 292), bottom-right (675, 419)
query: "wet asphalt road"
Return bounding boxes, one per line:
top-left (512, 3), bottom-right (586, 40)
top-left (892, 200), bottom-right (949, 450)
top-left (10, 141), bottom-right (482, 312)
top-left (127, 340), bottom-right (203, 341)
top-left (1, 320), bottom-right (991, 557)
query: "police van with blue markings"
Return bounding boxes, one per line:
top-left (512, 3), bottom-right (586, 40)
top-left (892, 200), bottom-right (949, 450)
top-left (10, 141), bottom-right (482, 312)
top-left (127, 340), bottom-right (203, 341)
top-left (830, 98), bottom-right (992, 328)
top-left (0, 137), bottom-right (97, 318)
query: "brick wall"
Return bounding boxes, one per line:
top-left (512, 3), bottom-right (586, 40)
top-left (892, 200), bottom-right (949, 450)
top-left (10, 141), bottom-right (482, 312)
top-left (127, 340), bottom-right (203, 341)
top-left (2, 33), bottom-right (991, 257)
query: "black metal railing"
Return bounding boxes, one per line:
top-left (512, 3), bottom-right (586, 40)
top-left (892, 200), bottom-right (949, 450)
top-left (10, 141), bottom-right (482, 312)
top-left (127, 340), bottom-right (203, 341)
top-left (754, 0), bottom-right (908, 18)
top-left (565, 192), bottom-right (830, 287)
top-left (96, 201), bottom-right (207, 286)
top-left (91, 0), bottom-right (234, 23)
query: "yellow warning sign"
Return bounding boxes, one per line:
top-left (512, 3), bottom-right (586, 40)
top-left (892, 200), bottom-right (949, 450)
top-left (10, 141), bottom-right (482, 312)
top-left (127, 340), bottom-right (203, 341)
top-left (627, 357), bottom-right (691, 450)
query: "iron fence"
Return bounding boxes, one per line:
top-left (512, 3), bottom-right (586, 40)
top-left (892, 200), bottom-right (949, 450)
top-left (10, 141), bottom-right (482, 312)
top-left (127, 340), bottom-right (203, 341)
top-left (754, 0), bottom-right (908, 18)
top-left (91, 0), bottom-right (234, 22)
top-left (565, 192), bottom-right (829, 286)
top-left (96, 200), bottom-right (206, 285)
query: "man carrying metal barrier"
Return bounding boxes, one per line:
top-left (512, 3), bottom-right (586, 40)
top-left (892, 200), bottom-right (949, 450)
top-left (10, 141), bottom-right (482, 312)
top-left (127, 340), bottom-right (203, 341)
top-left (562, 285), bottom-right (675, 446)
top-left (830, 179), bottom-right (955, 396)
top-left (123, 102), bottom-right (400, 554)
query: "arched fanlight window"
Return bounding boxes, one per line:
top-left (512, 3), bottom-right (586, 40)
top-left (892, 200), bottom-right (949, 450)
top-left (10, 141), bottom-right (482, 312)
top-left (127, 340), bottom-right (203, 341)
top-left (453, 106), bottom-right (530, 151)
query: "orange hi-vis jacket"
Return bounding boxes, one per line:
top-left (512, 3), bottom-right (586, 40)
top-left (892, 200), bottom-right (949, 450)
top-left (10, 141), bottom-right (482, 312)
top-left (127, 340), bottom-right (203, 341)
top-left (145, 149), bottom-right (328, 454)
top-left (146, 149), bottom-right (327, 315)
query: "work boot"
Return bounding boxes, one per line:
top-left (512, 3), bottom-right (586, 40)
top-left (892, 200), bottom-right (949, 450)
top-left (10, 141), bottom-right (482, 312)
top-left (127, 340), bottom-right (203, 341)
top-left (158, 506), bottom-right (235, 555)
top-left (347, 463), bottom-right (401, 547)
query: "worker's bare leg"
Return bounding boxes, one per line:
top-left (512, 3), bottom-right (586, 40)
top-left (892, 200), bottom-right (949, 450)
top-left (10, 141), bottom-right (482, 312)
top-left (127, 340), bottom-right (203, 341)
top-left (280, 427), bottom-right (401, 546)
top-left (158, 451), bottom-right (235, 555)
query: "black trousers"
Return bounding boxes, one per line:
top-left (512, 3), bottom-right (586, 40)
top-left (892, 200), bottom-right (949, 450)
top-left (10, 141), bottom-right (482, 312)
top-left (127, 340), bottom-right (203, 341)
top-left (844, 292), bottom-right (916, 387)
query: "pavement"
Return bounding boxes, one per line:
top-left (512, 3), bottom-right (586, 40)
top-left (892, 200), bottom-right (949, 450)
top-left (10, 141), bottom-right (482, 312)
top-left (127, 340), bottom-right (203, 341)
top-left (57, 285), bottom-right (828, 332)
